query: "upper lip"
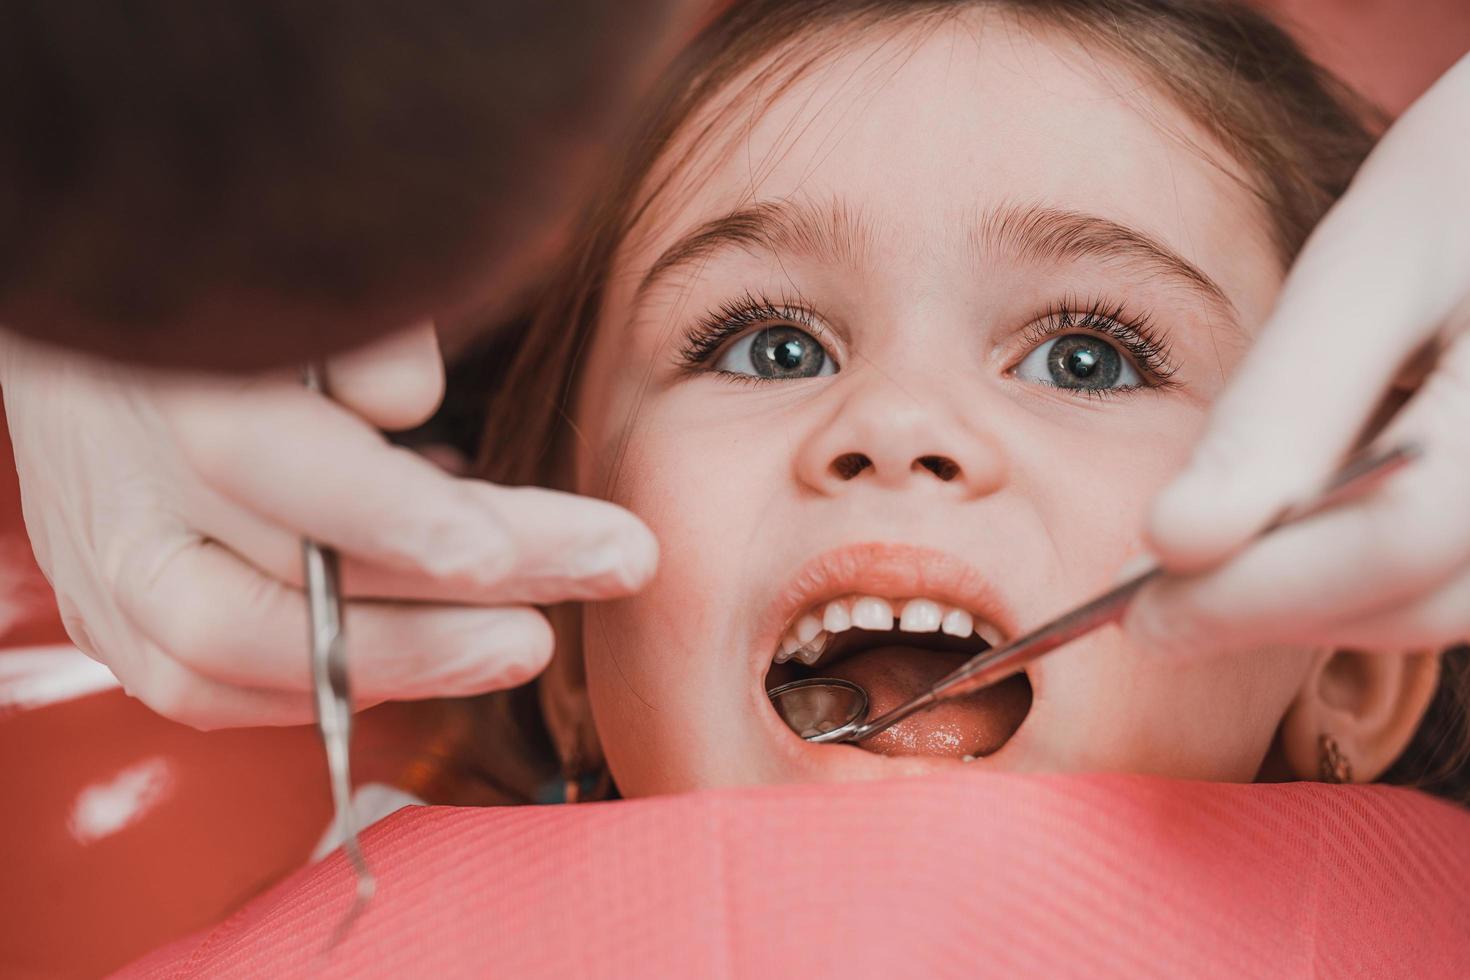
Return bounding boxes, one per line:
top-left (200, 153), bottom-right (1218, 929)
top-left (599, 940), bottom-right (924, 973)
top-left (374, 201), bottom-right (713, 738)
top-left (754, 542), bottom-right (1019, 673)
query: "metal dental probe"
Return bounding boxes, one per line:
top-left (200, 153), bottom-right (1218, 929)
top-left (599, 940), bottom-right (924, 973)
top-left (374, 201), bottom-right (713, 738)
top-left (770, 442), bottom-right (1421, 745)
top-left (302, 362), bottom-right (376, 941)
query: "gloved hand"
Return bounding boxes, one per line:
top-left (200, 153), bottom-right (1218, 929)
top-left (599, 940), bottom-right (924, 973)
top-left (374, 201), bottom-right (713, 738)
top-left (0, 323), bottom-right (657, 728)
top-left (1132, 53), bottom-right (1470, 656)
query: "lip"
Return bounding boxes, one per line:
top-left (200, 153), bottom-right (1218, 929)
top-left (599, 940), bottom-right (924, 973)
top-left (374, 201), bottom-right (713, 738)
top-left (750, 541), bottom-right (1034, 778)
top-left (752, 541), bottom-right (1021, 679)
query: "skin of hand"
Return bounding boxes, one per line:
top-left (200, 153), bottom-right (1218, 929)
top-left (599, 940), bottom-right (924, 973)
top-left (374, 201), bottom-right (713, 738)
top-left (1133, 52), bottom-right (1470, 657)
top-left (0, 324), bottom-right (658, 729)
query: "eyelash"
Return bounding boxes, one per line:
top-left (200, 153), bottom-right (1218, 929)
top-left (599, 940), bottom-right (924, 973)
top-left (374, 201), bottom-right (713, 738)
top-left (1018, 295), bottom-right (1181, 398)
top-left (678, 290), bottom-right (1181, 395)
top-left (677, 289), bottom-right (830, 374)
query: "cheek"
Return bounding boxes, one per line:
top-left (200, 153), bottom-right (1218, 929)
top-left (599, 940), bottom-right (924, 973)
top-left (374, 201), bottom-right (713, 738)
top-left (1007, 397), bottom-right (1211, 587)
top-left (585, 410), bottom-right (771, 592)
top-left (573, 400), bottom-right (790, 794)
top-left (1026, 637), bottom-right (1314, 780)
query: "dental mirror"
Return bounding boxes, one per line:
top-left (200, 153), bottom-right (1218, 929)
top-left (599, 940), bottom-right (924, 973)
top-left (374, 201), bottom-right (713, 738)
top-left (768, 444), bottom-right (1419, 747)
top-left (768, 677), bottom-right (868, 741)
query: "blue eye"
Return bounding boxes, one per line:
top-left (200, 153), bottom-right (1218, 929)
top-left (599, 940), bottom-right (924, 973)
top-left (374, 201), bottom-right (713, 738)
top-left (714, 325), bottom-right (836, 380)
top-left (1015, 333), bottom-right (1140, 391)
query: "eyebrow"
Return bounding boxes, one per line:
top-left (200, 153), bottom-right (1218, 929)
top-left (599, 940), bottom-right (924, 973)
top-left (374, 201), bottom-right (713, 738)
top-left (634, 197), bottom-right (1237, 322)
top-left (636, 198), bottom-right (875, 303)
top-left (974, 204), bottom-right (1236, 318)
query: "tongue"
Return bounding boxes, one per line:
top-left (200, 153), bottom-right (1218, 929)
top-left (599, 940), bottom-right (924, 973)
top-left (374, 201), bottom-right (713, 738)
top-left (821, 645), bottom-right (1030, 758)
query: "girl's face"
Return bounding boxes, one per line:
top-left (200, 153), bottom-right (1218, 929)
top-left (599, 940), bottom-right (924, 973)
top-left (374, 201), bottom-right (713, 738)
top-left (571, 16), bottom-right (1311, 797)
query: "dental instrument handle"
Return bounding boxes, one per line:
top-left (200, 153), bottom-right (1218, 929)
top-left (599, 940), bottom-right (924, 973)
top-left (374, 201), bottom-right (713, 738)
top-left (842, 442), bottom-right (1419, 744)
top-left (301, 363), bottom-right (376, 942)
top-left (840, 568), bottom-right (1161, 741)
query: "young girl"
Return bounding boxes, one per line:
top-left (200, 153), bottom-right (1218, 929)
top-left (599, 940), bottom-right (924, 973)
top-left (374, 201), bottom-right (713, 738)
top-left (461, 0), bottom-right (1467, 805)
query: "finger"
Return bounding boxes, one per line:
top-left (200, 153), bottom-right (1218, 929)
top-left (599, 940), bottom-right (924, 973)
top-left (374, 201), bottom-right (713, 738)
top-left (1334, 567), bottom-right (1470, 652)
top-left (1148, 108), bottom-right (1470, 572)
top-left (114, 536), bottom-right (554, 699)
top-left (55, 570), bottom-right (317, 728)
top-left (165, 381), bottom-right (657, 595)
top-left (324, 321), bottom-right (445, 432)
top-left (1204, 566), bottom-right (1470, 655)
top-left (342, 483), bottom-right (660, 604)
top-left (193, 472), bottom-right (658, 605)
top-left (109, 646), bottom-right (316, 730)
top-left (1316, 563), bottom-right (1470, 651)
top-left (1126, 408), bottom-right (1470, 658)
top-left (1148, 207), bottom-right (1436, 570)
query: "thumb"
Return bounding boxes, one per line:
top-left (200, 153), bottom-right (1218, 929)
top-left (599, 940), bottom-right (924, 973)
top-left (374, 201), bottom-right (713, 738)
top-left (324, 321), bottom-right (445, 431)
top-left (1146, 204), bottom-right (1422, 573)
top-left (1149, 54), bottom-right (1470, 573)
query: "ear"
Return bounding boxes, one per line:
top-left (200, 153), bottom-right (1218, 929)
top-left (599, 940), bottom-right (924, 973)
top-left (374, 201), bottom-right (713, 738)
top-left (1279, 648), bottom-right (1442, 783)
top-left (538, 603), bottom-right (606, 777)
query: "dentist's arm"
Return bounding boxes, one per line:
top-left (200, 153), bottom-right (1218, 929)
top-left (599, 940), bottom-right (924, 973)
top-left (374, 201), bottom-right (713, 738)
top-left (1130, 53), bottom-right (1470, 656)
top-left (0, 324), bottom-right (657, 728)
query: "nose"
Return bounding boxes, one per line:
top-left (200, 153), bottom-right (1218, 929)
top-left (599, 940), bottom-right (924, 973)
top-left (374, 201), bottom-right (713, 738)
top-left (795, 379), bottom-right (1008, 499)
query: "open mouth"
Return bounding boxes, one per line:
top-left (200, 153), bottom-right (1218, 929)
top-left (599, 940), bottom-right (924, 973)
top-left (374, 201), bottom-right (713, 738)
top-left (763, 594), bottom-right (1033, 759)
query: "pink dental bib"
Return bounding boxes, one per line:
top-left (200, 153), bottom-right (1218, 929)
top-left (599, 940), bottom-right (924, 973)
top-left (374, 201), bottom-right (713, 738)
top-left (117, 770), bottom-right (1470, 978)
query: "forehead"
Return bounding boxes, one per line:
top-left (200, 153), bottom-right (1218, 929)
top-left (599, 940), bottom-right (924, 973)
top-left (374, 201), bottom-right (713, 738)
top-left (613, 12), bottom-right (1276, 312)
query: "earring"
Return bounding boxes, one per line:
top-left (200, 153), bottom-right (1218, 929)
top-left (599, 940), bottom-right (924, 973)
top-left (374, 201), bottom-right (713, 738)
top-left (562, 767), bottom-right (611, 804)
top-left (556, 738), bottom-right (612, 804)
top-left (1318, 733), bottom-right (1354, 784)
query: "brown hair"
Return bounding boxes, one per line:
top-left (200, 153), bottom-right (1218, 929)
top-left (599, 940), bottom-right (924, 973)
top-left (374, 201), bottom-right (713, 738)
top-left (460, 0), bottom-right (1469, 804)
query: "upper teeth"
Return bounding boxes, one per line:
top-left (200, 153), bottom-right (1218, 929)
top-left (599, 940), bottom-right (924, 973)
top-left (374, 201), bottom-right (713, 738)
top-left (773, 595), bottom-right (1004, 665)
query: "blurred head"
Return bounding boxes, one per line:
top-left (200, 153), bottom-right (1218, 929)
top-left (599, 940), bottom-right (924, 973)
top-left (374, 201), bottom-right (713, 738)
top-left (478, 0), bottom-right (1458, 801)
top-left (0, 0), bottom-right (686, 369)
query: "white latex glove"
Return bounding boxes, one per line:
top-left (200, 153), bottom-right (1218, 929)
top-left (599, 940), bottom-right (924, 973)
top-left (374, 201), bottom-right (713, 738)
top-left (0, 324), bottom-right (657, 728)
top-left (1131, 52), bottom-right (1470, 656)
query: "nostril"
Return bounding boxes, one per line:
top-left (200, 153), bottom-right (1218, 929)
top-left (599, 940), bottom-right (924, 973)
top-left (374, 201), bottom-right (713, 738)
top-left (830, 452), bottom-right (872, 480)
top-left (915, 455), bottom-right (961, 481)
